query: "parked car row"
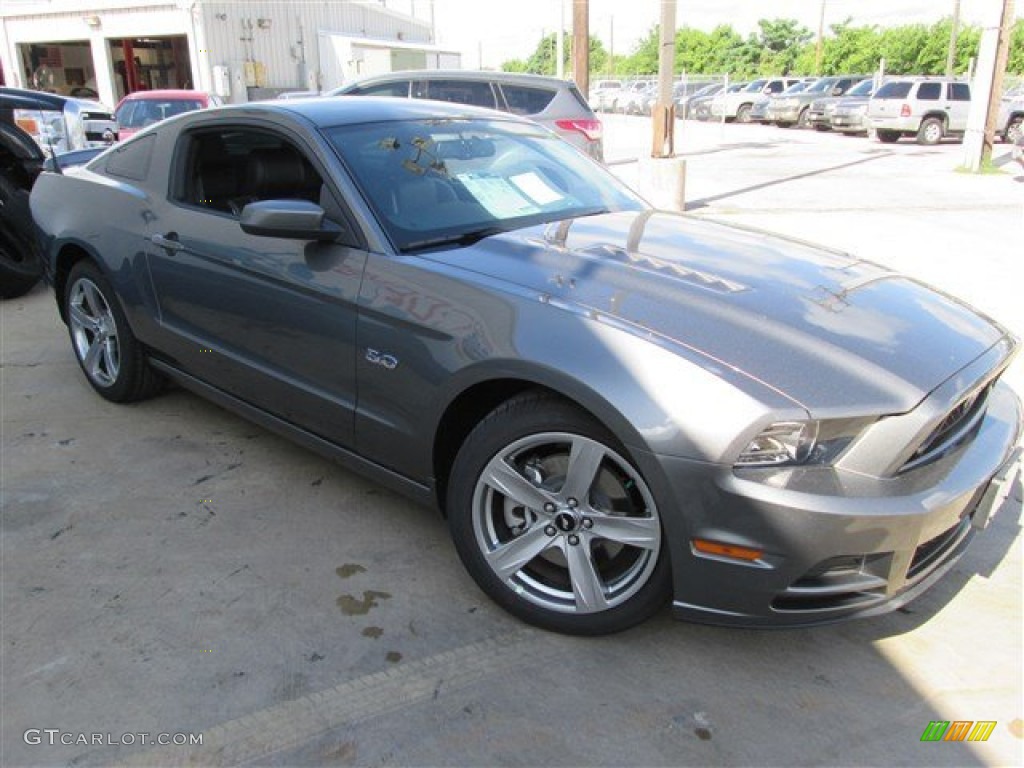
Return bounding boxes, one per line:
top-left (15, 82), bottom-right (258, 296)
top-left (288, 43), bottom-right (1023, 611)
top-left (675, 74), bottom-right (1024, 147)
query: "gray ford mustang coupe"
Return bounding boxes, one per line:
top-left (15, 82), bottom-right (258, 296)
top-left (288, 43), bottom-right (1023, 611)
top-left (30, 98), bottom-right (1022, 635)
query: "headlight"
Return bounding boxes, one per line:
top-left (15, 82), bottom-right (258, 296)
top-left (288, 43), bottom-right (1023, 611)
top-left (735, 417), bottom-right (876, 468)
top-left (736, 421), bottom-right (818, 466)
top-left (14, 108), bottom-right (67, 154)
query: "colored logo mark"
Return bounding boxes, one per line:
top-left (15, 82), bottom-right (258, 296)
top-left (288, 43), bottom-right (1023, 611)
top-left (920, 721), bottom-right (997, 742)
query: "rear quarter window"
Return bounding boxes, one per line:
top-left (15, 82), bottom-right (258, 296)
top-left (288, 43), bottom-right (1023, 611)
top-left (498, 84), bottom-right (556, 115)
top-left (874, 81), bottom-right (913, 99)
top-left (350, 81), bottom-right (410, 97)
top-left (419, 80), bottom-right (497, 109)
top-left (917, 83), bottom-right (942, 100)
top-left (949, 83), bottom-right (970, 101)
top-left (103, 134), bottom-right (155, 181)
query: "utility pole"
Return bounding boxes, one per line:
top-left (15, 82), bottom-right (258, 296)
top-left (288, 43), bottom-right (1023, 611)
top-left (608, 15), bottom-right (614, 77)
top-left (982, 0), bottom-right (1015, 164)
top-left (572, 0), bottom-right (589, 97)
top-left (946, 0), bottom-right (961, 76)
top-left (962, 0), bottom-right (1014, 171)
top-left (815, 0), bottom-right (826, 75)
top-left (556, 0), bottom-right (565, 79)
top-left (651, 0), bottom-right (676, 157)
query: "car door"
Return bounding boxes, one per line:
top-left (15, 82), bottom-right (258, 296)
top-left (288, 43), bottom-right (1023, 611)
top-left (144, 123), bottom-right (368, 446)
top-left (947, 82), bottom-right (971, 131)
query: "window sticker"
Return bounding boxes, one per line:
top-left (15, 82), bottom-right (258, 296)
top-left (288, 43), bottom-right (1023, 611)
top-left (457, 173), bottom-right (540, 218)
top-left (509, 172), bottom-right (563, 205)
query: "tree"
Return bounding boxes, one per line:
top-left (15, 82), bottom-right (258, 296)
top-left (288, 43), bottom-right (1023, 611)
top-left (500, 32), bottom-right (608, 76)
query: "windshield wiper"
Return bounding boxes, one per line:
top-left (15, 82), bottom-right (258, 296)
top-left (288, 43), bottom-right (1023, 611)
top-left (402, 226), bottom-right (508, 253)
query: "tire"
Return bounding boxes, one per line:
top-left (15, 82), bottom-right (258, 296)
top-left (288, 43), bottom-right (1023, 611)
top-left (65, 261), bottom-right (162, 402)
top-left (735, 104), bottom-right (752, 123)
top-left (916, 117), bottom-right (944, 145)
top-left (0, 233), bottom-right (41, 299)
top-left (876, 129), bottom-right (901, 144)
top-left (1005, 117), bottom-right (1023, 145)
top-left (447, 392), bottom-right (671, 635)
top-left (813, 124), bottom-right (831, 132)
top-left (775, 121), bottom-right (792, 128)
top-left (796, 107), bottom-right (810, 129)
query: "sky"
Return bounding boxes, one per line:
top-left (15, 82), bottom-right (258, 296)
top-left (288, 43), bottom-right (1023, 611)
top-left (401, 0), bottom-right (1021, 69)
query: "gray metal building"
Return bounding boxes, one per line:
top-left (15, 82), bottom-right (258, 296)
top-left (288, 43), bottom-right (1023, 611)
top-left (0, 0), bottom-right (459, 107)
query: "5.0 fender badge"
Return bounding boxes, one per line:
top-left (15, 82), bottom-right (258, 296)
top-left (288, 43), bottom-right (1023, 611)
top-left (365, 348), bottom-right (399, 370)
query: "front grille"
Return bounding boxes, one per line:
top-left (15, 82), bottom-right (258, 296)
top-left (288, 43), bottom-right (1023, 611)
top-left (901, 384), bottom-right (991, 473)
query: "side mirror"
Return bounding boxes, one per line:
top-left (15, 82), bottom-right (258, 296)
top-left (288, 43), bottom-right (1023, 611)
top-left (831, 86), bottom-right (844, 96)
top-left (239, 199), bottom-right (343, 241)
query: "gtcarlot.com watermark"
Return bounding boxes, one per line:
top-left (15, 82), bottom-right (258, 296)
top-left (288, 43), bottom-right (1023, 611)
top-left (24, 729), bottom-right (203, 747)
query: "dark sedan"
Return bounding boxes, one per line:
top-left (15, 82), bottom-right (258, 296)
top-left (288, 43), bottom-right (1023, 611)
top-left (30, 98), bottom-right (1022, 635)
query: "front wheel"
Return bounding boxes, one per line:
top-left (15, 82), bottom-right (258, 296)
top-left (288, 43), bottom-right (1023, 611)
top-left (447, 393), bottom-right (671, 635)
top-left (65, 261), bottom-right (162, 402)
top-left (735, 104), bottom-right (752, 123)
top-left (796, 107), bottom-right (810, 128)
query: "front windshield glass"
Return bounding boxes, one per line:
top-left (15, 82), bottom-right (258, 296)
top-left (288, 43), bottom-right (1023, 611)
top-left (324, 118), bottom-right (644, 252)
top-left (806, 79), bottom-right (834, 94)
top-left (742, 79), bottom-right (767, 92)
top-left (847, 79), bottom-right (874, 97)
top-left (782, 82), bottom-right (809, 95)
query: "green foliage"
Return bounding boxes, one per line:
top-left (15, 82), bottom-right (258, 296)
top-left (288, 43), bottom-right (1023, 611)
top-left (500, 32), bottom-right (607, 76)
top-left (501, 15), bottom-right (1024, 80)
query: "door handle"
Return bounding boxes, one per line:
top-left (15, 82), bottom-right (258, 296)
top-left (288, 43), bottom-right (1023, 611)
top-left (151, 233), bottom-right (183, 253)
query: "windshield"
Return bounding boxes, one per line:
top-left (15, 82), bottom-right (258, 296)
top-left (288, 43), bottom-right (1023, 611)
top-left (806, 79), bottom-right (835, 94)
top-left (742, 79), bottom-right (767, 93)
top-left (116, 98), bottom-right (204, 128)
top-left (782, 82), bottom-right (809, 95)
top-left (847, 79), bottom-right (874, 97)
top-left (324, 118), bottom-right (644, 252)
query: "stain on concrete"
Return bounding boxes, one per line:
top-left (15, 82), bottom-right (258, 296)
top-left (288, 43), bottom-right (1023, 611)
top-left (361, 626), bottom-right (383, 639)
top-left (336, 564), bottom-right (366, 579)
top-left (385, 651), bottom-right (402, 663)
top-left (336, 590), bottom-right (391, 615)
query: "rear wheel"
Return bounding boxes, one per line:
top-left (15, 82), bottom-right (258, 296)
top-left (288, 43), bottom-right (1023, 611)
top-left (65, 261), bottom-right (162, 402)
top-left (447, 393), bottom-right (670, 635)
top-left (876, 129), bottom-right (901, 143)
top-left (917, 117), bottom-right (944, 145)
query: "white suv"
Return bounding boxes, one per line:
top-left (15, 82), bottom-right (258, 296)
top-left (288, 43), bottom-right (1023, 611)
top-left (710, 78), bottom-right (803, 123)
top-left (867, 77), bottom-right (971, 145)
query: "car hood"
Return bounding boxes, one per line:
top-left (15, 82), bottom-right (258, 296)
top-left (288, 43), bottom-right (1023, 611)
top-left (427, 211), bottom-right (1007, 415)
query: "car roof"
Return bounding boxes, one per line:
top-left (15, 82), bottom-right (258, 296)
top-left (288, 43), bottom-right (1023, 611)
top-left (0, 86), bottom-right (69, 110)
top-left (335, 69), bottom-right (575, 92)
top-left (120, 90), bottom-right (211, 101)
top-left (194, 95), bottom-right (531, 128)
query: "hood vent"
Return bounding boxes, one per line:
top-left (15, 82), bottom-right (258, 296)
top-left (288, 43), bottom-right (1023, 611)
top-left (580, 244), bottom-right (749, 295)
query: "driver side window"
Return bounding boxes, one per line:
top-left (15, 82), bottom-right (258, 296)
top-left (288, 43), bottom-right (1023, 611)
top-left (179, 128), bottom-right (324, 216)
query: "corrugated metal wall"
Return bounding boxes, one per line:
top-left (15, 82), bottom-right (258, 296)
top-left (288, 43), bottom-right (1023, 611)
top-left (200, 0), bottom-right (432, 89)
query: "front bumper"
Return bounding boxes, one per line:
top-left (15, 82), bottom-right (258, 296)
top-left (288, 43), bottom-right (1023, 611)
top-left (767, 105), bottom-right (801, 122)
top-left (642, 381), bottom-right (1022, 627)
top-left (831, 114), bottom-right (867, 132)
